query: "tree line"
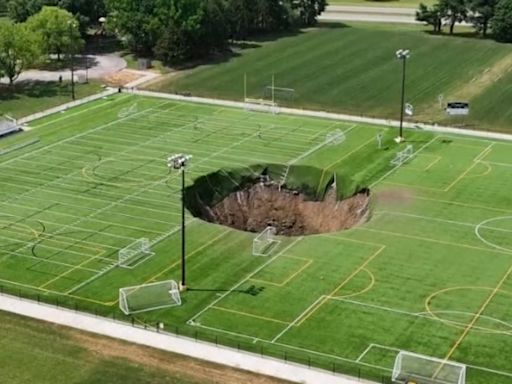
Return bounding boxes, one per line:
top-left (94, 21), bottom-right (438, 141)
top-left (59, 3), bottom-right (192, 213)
top-left (106, 0), bottom-right (327, 64)
top-left (416, 0), bottom-right (512, 41)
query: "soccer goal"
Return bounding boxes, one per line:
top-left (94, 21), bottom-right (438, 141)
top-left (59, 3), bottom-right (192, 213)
top-left (119, 280), bottom-right (181, 315)
top-left (0, 115), bottom-right (20, 137)
top-left (326, 129), bottom-right (346, 145)
top-left (392, 351), bottom-right (466, 384)
top-left (391, 144), bottom-right (414, 166)
top-left (118, 238), bottom-right (155, 269)
top-left (118, 102), bottom-right (138, 118)
top-left (253, 226), bottom-right (281, 256)
top-left (263, 86), bottom-right (295, 101)
top-left (244, 98), bottom-right (280, 115)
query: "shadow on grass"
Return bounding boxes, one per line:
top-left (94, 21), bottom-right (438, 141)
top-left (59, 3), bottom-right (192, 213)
top-left (0, 81), bottom-right (70, 101)
top-left (424, 30), bottom-right (495, 40)
top-left (35, 56), bottom-right (99, 72)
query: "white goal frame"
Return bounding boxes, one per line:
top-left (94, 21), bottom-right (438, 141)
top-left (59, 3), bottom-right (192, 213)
top-left (244, 98), bottom-right (280, 115)
top-left (118, 102), bottom-right (138, 118)
top-left (252, 226), bottom-right (281, 256)
top-left (392, 351), bottom-right (466, 384)
top-left (390, 144), bottom-right (414, 166)
top-left (118, 238), bottom-right (155, 269)
top-left (119, 280), bottom-right (181, 315)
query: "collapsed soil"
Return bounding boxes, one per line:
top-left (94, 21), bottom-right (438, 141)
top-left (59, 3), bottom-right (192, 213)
top-left (200, 182), bottom-right (370, 236)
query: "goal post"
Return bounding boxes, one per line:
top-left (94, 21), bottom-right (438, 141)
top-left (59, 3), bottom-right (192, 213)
top-left (391, 144), bottom-right (414, 166)
top-left (118, 238), bottom-right (155, 269)
top-left (392, 351), bottom-right (466, 384)
top-left (119, 280), bottom-right (181, 315)
top-left (252, 226), bottom-right (281, 256)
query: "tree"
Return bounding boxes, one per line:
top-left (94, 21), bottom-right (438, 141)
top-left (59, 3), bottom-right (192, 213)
top-left (0, 22), bottom-right (41, 85)
top-left (291, 0), bottom-right (327, 26)
top-left (26, 6), bottom-right (83, 60)
top-left (439, 0), bottom-right (468, 34)
top-left (7, 0), bottom-right (45, 22)
top-left (416, 3), bottom-right (443, 32)
top-left (492, 0), bottom-right (512, 41)
top-left (469, 0), bottom-right (497, 36)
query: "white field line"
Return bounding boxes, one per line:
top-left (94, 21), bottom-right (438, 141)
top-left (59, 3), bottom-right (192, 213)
top-left (1, 200), bottom-right (174, 238)
top-left (356, 345), bottom-right (375, 363)
top-left (188, 237), bottom-right (304, 323)
top-left (370, 136), bottom-right (439, 188)
top-left (271, 295), bottom-right (327, 343)
top-left (27, 93), bottom-right (131, 129)
top-left (482, 160), bottom-right (512, 168)
top-left (0, 100), bottom-right (170, 169)
top-left (65, 114), bottom-right (279, 293)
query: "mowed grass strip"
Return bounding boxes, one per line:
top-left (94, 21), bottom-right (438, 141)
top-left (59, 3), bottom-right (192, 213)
top-left (150, 23), bottom-right (511, 131)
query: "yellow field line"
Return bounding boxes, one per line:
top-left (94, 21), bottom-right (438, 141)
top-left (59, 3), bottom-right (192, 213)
top-left (333, 268), bottom-right (375, 300)
top-left (296, 245), bottom-right (385, 327)
top-left (356, 227), bottom-right (512, 256)
top-left (434, 264), bottom-right (512, 377)
top-left (211, 306), bottom-right (290, 325)
top-left (319, 234), bottom-right (386, 248)
top-left (424, 155), bottom-right (442, 171)
top-left (443, 144), bottom-right (494, 192)
top-left (250, 257), bottom-right (313, 287)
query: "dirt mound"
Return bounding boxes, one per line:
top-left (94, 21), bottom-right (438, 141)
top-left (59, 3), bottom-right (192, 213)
top-left (197, 182), bottom-right (370, 236)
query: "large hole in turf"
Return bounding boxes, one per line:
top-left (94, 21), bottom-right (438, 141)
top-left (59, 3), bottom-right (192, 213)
top-left (184, 164), bottom-right (371, 236)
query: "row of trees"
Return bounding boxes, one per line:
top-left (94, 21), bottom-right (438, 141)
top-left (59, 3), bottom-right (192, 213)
top-left (0, 6), bottom-right (82, 84)
top-left (416, 0), bottom-right (512, 41)
top-left (106, 0), bottom-right (327, 64)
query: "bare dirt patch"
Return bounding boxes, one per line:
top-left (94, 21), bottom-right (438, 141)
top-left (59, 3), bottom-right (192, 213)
top-left (197, 182), bottom-right (370, 236)
top-left (68, 329), bottom-right (292, 384)
top-left (103, 69), bottom-right (145, 87)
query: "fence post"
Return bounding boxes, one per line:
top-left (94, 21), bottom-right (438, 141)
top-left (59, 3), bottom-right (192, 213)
top-left (332, 362), bottom-right (336, 374)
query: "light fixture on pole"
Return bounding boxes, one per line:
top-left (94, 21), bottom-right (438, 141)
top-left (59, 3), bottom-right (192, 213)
top-left (167, 154), bottom-right (192, 292)
top-left (67, 20), bottom-right (78, 101)
top-left (395, 49), bottom-right (410, 143)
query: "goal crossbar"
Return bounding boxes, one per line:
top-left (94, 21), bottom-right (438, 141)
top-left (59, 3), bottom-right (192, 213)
top-left (119, 280), bottom-right (181, 315)
top-left (253, 226), bottom-right (281, 256)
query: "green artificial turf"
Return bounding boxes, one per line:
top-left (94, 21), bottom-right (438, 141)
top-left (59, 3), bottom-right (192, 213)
top-left (149, 23), bottom-right (512, 132)
top-left (1, 94), bottom-right (512, 384)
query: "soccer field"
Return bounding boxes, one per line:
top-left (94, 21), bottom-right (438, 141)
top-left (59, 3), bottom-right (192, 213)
top-left (1, 94), bottom-right (512, 384)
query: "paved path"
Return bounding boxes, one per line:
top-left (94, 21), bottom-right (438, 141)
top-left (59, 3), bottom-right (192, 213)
top-left (2, 54), bottom-right (126, 84)
top-left (0, 294), bottom-right (373, 384)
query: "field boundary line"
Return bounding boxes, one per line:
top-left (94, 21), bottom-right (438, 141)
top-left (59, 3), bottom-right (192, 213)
top-left (415, 195), bottom-right (512, 215)
top-left (334, 268), bottom-right (375, 299)
top-left (188, 237), bottom-right (304, 324)
top-left (356, 344), bottom-right (375, 363)
top-left (210, 306), bottom-right (290, 325)
top-left (436, 263), bottom-right (512, 373)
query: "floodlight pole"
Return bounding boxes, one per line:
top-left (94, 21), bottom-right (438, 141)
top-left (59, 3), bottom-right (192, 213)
top-left (68, 20), bottom-right (78, 101)
top-left (167, 154), bottom-right (192, 292)
top-left (395, 49), bottom-right (410, 143)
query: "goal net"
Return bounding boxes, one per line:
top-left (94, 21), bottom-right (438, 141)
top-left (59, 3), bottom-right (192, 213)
top-left (390, 144), bottom-right (414, 166)
top-left (253, 226), bottom-right (281, 256)
top-left (392, 351), bottom-right (466, 384)
top-left (119, 280), bottom-right (181, 315)
top-left (263, 86), bottom-right (295, 101)
top-left (118, 238), bottom-right (155, 269)
top-left (326, 129), bottom-right (346, 145)
top-left (0, 115), bottom-right (20, 137)
top-left (244, 98), bottom-right (280, 115)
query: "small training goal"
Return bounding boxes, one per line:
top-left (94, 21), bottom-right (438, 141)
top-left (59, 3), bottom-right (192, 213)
top-left (391, 145), bottom-right (414, 166)
top-left (118, 102), bottom-right (138, 118)
top-left (244, 98), bottom-right (280, 115)
top-left (392, 351), bottom-right (466, 384)
top-left (252, 226), bottom-right (281, 256)
top-left (119, 280), bottom-right (182, 315)
top-left (118, 238), bottom-right (155, 268)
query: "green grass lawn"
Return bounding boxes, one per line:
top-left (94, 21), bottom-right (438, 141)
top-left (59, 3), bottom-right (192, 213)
top-left (0, 310), bottom-right (288, 384)
top-left (0, 81), bottom-right (104, 119)
top-left (149, 23), bottom-right (512, 132)
top-left (1, 94), bottom-right (512, 383)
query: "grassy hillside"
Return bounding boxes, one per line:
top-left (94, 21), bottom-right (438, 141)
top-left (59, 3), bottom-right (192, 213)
top-left (150, 23), bottom-right (512, 131)
top-left (0, 310), bottom-right (288, 384)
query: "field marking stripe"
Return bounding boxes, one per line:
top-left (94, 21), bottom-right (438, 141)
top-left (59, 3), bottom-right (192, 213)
top-left (188, 237), bottom-right (303, 323)
top-left (436, 263), bottom-right (512, 375)
top-left (324, 134), bottom-right (373, 171)
top-left (370, 135), bottom-right (438, 188)
top-left (294, 245), bottom-right (386, 328)
top-left (250, 258), bottom-right (313, 287)
top-left (415, 195), bottom-right (512, 215)
top-left (210, 306), bottom-right (290, 325)
top-left (356, 226), bottom-right (512, 255)
top-left (443, 143), bottom-right (494, 191)
top-left (356, 344), bottom-right (374, 363)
